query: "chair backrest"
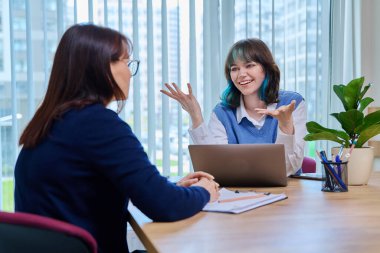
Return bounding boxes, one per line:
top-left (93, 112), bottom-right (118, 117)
top-left (0, 211), bottom-right (97, 253)
top-left (301, 156), bottom-right (317, 173)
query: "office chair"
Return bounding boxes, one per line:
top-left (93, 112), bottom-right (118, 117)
top-left (301, 156), bottom-right (317, 173)
top-left (0, 211), bottom-right (97, 253)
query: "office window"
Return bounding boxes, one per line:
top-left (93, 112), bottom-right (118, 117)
top-left (0, 0), bottom-right (330, 211)
top-left (0, 41), bottom-right (3, 71)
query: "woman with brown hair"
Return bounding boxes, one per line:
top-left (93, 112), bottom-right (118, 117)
top-left (15, 24), bottom-right (219, 253)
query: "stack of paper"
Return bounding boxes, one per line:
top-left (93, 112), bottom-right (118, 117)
top-left (203, 188), bottom-right (287, 214)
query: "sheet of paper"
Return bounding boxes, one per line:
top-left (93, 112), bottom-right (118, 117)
top-left (203, 188), bottom-right (287, 214)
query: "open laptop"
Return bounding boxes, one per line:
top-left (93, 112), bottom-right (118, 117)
top-left (188, 144), bottom-right (287, 187)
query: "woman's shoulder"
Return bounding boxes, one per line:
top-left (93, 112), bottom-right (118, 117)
top-left (80, 103), bottom-right (116, 115)
top-left (66, 103), bottom-right (119, 120)
top-left (64, 103), bottom-right (130, 132)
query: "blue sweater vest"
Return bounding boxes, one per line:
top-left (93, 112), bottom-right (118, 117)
top-left (214, 90), bottom-right (303, 144)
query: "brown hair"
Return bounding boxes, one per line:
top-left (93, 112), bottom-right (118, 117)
top-left (221, 38), bottom-right (280, 107)
top-left (19, 24), bottom-right (132, 148)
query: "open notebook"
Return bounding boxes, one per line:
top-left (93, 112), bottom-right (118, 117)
top-left (203, 188), bottom-right (287, 214)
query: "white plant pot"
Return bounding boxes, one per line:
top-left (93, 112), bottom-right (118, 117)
top-left (331, 146), bottom-right (374, 185)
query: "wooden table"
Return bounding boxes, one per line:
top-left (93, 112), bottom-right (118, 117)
top-left (128, 172), bottom-right (380, 253)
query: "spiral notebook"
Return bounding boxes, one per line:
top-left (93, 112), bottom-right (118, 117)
top-left (203, 188), bottom-right (287, 214)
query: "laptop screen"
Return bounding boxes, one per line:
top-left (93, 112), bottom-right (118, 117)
top-left (188, 144), bottom-right (287, 187)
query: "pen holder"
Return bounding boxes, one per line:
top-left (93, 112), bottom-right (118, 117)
top-left (321, 161), bottom-right (348, 192)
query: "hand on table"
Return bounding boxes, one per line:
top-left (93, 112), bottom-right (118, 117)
top-left (192, 177), bottom-right (220, 203)
top-left (176, 171), bottom-right (215, 187)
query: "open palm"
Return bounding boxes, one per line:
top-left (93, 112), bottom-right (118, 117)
top-left (255, 100), bottom-right (296, 134)
top-left (160, 83), bottom-right (204, 127)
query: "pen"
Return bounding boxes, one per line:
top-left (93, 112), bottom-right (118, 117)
top-left (218, 193), bottom-right (270, 203)
top-left (335, 154), bottom-right (342, 178)
top-left (320, 150), bottom-right (328, 161)
top-left (319, 150), bottom-right (333, 188)
top-left (315, 150), bottom-right (322, 160)
top-left (338, 145), bottom-right (344, 160)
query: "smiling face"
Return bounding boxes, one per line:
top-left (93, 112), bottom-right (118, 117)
top-left (229, 59), bottom-right (266, 97)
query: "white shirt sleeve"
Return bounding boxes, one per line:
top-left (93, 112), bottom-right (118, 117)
top-left (189, 112), bottom-right (228, 144)
top-left (275, 100), bottom-right (307, 176)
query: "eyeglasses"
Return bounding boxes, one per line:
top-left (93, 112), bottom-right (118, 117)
top-left (126, 59), bottom-right (140, 76)
top-left (118, 58), bottom-right (140, 76)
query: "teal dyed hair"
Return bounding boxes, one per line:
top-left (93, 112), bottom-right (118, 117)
top-left (259, 76), bottom-right (269, 100)
top-left (221, 80), bottom-right (240, 107)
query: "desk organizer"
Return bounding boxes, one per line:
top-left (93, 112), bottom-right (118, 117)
top-left (321, 161), bottom-right (348, 192)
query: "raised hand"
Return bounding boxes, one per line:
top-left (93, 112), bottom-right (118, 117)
top-left (255, 100), bottom-right (296, 135)
top-left (160, 83), bottom-right (204, 128)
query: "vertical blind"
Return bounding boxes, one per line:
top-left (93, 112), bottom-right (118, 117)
top-left (0, 0), bottom-right (330, 210)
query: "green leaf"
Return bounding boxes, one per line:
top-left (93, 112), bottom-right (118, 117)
top-left (306, 121), bottom-right (335, 133)
top-left (305, 121), bottom-right (350, 144)
top-left (337, 110), bottom-right (364, 136)
top-left (304, 132), bottom-right (346, 146)
top-left (343, 77), bottom-right (364, 110)
top-left (305, 121), bottom-right (321, 133)
top-left (330, 113), bottom-right (340, 122)
top-left (356, 110), bottom-right (380, 133)
top-left (358, 97), bottom-right (374, 112)
top-left (356, 124), bottom-right (380, 148)
top-left (359, 84), bottom-right (371, 100)
top-left (333, 85), bottom-right (349, 111)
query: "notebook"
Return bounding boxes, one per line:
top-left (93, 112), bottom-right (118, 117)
top-left (203, 188), bottom-right (288, 214)
top-left (188, 144), bottom-right (287, 187)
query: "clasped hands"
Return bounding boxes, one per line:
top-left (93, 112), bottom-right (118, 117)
top-left (176, 171), bottom-right (220, 203)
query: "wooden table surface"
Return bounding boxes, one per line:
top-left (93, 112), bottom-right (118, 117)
top-left (128, 172), bottom-right (380, 253)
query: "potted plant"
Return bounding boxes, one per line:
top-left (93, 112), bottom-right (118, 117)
top-left (304, 76), bottom-right (380, 185)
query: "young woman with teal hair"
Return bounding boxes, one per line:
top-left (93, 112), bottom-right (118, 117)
top-left (161, 38), bottom-right (306, 176)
